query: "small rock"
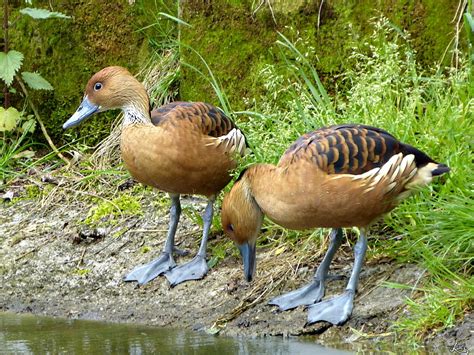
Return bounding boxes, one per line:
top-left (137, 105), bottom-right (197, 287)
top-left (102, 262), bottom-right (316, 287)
top-left (2, 191), bottom-right (15, 201)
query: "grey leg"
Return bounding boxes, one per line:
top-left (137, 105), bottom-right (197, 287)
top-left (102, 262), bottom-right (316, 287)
top-left (165, 196), bottom-right (215, 286)
top-left (269, 228), bottom-right (343, 310)
top-left (307, 229), bottom-right (368, 325)
top-left (124, 194), bottom-right (181, 285)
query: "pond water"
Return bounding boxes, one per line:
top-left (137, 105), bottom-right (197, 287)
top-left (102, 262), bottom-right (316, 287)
top-left (0, 312), bottom-right (351, 354)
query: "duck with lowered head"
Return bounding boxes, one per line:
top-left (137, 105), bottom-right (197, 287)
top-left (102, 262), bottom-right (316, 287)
top-left (221, 124), bottom-right (449, 325)
top-left (63, 66), bottom-right (247, 286)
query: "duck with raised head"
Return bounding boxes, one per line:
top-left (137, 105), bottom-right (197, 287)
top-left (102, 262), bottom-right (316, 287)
top-left (63, 66), bottom-right (247, 286)
top-left (221, 124), bottom-right (449, 325)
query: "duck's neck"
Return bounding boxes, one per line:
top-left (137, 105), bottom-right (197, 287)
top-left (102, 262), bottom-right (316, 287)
top-left (245, 163), bottom-right (277, 199)
top-left (122, 102), bottom-right (152, 127)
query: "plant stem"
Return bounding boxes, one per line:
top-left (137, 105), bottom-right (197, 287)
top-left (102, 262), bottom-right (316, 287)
top-left (3, 0), bottom-right (10, 108)
top-left (16, 76), bottom-right (70, 164)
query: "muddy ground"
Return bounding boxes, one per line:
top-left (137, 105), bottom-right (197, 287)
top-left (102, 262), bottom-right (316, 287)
top-left (0, 175), bottom-right (472, 353)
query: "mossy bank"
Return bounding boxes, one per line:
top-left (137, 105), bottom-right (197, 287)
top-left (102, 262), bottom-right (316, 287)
top-left (180, 0), bottom-right (462, 110)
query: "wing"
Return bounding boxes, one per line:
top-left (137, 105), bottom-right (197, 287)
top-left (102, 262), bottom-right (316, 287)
top-left (279, 124), bottom-right (435, 175)
top-left (150, 101), bottom-right (237, 137)
top-left (151, 101), bottom-right (248, 156)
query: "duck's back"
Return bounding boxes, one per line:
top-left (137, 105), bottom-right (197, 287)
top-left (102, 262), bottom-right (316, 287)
top-left (150, 102), bottom-right (238, 137)
top-left (279, 124), bottom-right (436, 174)
top-left (253, 124), bottom-right (447, 229)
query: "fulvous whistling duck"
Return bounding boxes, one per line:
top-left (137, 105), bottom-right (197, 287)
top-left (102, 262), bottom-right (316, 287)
top-left (63, 66), bottom-right (247, 286)
top-left (221, 124), bottom-right (449, 325)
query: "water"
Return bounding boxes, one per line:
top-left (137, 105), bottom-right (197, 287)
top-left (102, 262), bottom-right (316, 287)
top-left (0, 312), bottom-right (351, 354)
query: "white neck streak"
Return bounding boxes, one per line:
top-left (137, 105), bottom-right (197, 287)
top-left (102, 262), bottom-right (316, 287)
top-left (122, 104), bottom-right (151, 127)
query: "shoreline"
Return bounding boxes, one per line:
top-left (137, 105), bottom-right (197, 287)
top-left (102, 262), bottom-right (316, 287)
top-left (1, 194), bottom-right (472, 352)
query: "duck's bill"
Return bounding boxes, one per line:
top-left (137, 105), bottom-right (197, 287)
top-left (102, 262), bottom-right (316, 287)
top-left (63, 96), bottom-right (99, 129)
top-left (238, 241), bottom-right (256, 282)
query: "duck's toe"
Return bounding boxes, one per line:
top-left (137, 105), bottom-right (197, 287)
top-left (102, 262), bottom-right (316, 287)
top-left (268, 280), bottom-right (325, 311)
top-left (164, 255), bottom-right (209, 287)
top-left (306, 290), bottom-right (355, 326)
top-left (124, 252), bottom-right (176, 285)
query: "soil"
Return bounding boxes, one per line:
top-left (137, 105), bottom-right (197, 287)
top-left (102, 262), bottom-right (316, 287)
top-left (0, 176), bottom-right (472, 353)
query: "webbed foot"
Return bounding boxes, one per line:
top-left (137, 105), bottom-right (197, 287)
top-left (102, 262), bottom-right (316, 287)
top-left (307, 290), bottom-right (355, 326)
top-left (165, 255), bottom-right (209, 287)
top-left (268, 280), bottom-right (325, 311)
top-left (124, 252), bottom-right (175, 285)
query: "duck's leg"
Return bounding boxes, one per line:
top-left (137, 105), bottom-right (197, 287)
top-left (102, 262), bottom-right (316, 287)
top-left (124, 194), bottom-right (181, 285)
top-left (268, 228), bottom-right (343, 311)
top-left (307, 229), bottom-right (368, 326)
top-left (165, 196), bottom-right (215, 287)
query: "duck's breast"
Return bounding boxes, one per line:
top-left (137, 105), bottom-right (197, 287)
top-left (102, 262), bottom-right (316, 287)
top-left (120, 124), bottom-right (235, 196)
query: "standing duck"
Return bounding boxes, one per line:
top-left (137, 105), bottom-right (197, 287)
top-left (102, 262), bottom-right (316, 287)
top-left (63, 66), bottom-right (247, 286)
top-left (221, 124), bottom-right (449, 325)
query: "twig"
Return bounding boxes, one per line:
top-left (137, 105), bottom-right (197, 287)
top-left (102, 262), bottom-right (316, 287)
top-left (317, 0), bottom-right (324, 30)
top-left (92, 220), bottom-right (139, 256)
top-left (212, 267), bottom-right (289, 328)
top-left (16, 76), bottom-right (70, 164)
top-left (77, 246), bottom-right (87, 266)
top-left (132, 229), bottom-right (168, 233)
top-left (15, 236), bottom-right (56, 261)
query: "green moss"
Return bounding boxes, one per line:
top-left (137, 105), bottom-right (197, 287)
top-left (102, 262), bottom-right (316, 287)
top-left (85, 194), bottom-right (142, 227)
top-left (24, 184), bottom-right (41, 199)
top-left (140, 246), bottom-right (151, 254)
top-left (3, 1), bottom-right (459, 145)
top-left (180, 0), bottom-right (461, 109)
top-left (6, 0), bottom-right (165, 146)
top-left (73, 268), bottom-right (91, 276)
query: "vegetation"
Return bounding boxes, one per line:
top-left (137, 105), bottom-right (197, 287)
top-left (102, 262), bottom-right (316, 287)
top-left (179, 0), bottom-right (462, 111)
top-left (84, 194), bottom-right (143, 227)
top-left (1, 0), bottom-right (472, 346)
top-left (0, 2), bottom-right (70, 180)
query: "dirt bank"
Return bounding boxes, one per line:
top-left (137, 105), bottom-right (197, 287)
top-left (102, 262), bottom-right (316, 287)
top-left (0, 175), bottom-right (471, 352)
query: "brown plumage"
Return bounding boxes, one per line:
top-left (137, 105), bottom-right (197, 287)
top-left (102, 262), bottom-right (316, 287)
top-left (122, 101), bottom-right (242, 197)
top-left (63, 66), bottom-right (247, 286)
top-left (221, 124), bottom-right (449, 325)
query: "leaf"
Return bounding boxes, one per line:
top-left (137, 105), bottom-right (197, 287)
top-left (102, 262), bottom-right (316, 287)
top-left (21, 118), bottom-right (36, 133)
top-left (20, 7), bottom-right (71, 19)
top-left (21, 72), bottom-right (54, 90)
top-left (274, 245), bottom-right (287, 256)
top-left (13, 149), bottom-right (35, 159)
top-left (0, 50), bottom-right (24, 86)
top-left (207, 256), bottom-right (219, 269)
top-left (464, 13), bottom-right (474, 43)
top-left (205, 326), bottom-right (221, 335)
top-left (158, 12), bottom-right (191, 27)
top-left (0, 107), bottom-right (21, 132)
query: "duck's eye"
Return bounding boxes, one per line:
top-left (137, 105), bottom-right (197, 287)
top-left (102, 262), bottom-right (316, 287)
top-left (94, 82), bottom-right (103, 91)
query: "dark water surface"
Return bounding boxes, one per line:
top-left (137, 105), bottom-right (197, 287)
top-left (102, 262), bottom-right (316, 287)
top-left (0, 312), bottom-right (351, 354)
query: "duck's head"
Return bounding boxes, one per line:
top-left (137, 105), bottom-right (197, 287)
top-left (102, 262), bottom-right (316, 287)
top-left (63, 66), bottom-right (148, 129)
top-left (221, 171), bottom-right (263, 282)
